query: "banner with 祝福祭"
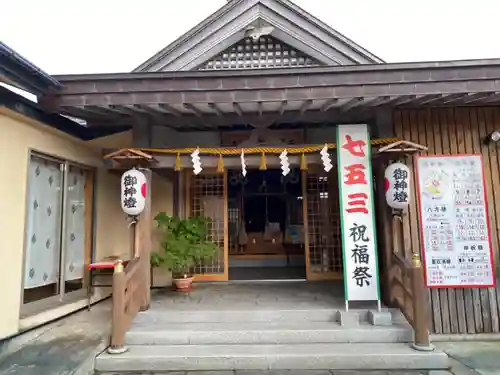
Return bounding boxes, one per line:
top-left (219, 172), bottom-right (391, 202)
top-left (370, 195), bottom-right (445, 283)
top-left (336, 124), bottom-right (381, 304)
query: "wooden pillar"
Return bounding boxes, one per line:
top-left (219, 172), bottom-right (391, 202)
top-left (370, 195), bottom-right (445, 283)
top-left (139, 168), bottom-right (152, 311)
top-left (178, 172), bottom-right (186, 218)
top-left (374, 161), bottom-right (393, 305)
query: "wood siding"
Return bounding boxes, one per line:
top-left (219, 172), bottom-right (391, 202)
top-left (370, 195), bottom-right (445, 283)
top-left (395, 107), bottom-right (500, 334)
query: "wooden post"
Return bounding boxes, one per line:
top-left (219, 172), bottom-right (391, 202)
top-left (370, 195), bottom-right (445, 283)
top-left (410, 252), bottom-right (434, 351)
top-left (139, 168), bottom-right (152, 311)
top-left (375, 162), bottom-right (393, 303)
top-left (108, 260), bottom-right (128, 354)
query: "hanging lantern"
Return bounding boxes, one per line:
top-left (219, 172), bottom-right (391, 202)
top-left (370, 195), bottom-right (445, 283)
top-left (384, 162), bottom-right (411, 209)
top-left (121, 168), bottom-right (147, 216)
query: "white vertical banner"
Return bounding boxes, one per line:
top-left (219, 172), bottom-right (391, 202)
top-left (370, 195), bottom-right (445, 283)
top-left (336, 124), bottom-right (380, 302)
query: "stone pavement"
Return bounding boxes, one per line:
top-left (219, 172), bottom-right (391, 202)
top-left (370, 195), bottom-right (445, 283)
top-left (435, 341), bottom-right (500, 375)
top-left (97, 371), bottom-right (435, 375)
top-left (0, 300), bottom-right (111, 375)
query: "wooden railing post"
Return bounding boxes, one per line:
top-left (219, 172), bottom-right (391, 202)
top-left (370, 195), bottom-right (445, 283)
top-left (410, 253), bottom-right (434, 351)
top-left (108, 260), bottom-right (128, 354)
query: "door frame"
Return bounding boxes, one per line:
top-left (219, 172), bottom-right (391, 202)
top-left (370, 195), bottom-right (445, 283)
top-left (184, 169), bottom-right (229, 281)
top-left (302, 167), bottom-right (344, 281)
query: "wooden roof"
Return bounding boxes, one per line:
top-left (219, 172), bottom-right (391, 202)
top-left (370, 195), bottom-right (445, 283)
top-left (133, 0), bottom-right (384, 72)
top-left (41, 59), bottom-right (500, 130)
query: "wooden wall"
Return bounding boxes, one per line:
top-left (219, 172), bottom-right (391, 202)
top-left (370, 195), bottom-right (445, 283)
top-left (394, 107), bottom-right (500, 334)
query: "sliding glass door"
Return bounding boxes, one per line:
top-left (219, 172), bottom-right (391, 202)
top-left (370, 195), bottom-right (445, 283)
top-left (22, 152), bottom-right (94, 315)
top-left (63, 165), bottom-right (93, 294)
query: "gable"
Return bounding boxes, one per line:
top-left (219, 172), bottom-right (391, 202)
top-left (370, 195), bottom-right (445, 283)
top-left (134, 0), bottom-right (383, 72)
top-left (196, 35), bottom-right (322, 70)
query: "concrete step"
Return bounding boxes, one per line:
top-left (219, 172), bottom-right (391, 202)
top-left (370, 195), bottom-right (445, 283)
top-left (134, 308), bottom-right (403, 324)
top-left (95, 343), bottom-right (450, 372)
top-left (125, 322), bottom-right (412, 345)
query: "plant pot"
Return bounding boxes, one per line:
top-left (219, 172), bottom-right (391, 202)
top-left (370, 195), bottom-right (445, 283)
top-left (172, 276), bottom-right (194, 292)
top-left (151, 266), bottom-right (173, 288)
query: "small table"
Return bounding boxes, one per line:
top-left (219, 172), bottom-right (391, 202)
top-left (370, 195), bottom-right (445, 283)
top-left (87, 256), bottom-right (129, 310)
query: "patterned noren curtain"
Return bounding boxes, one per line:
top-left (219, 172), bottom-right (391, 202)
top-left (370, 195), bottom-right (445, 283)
top-left (63, 165), bottom-right (87, 281)
top-left (24, 156), bottom-right (63, 289)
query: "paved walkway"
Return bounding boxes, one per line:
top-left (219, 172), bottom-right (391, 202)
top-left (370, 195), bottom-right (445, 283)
top-left (149, 281), bottom-right (381, 311)
top-left (0, 300), bottom-right (111, 375)
top-left (98, 371), bottom-right (436, 374)
top-left (435, 341), bottom-right (500, 375)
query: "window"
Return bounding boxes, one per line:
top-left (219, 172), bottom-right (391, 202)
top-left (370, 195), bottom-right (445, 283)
top-left (22, 153), bottom-right (94, 312)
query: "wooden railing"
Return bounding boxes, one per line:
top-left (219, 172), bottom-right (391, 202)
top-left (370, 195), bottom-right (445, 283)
top-left (107, 169), bottom-right (152, 354)
top-left (389, 214), bottom-right (432, 350)
top-left (108, 255), bottom-right (149, 354)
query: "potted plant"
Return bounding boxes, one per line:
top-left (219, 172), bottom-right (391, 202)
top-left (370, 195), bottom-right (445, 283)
top-left (153, 212), bottom-right (219, 291)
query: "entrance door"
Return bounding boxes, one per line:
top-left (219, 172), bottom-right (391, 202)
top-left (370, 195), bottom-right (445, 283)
top-left (227, 169), bottom-right (306, 281)
top-left (302, 167), bottom-right (343, 280)
top-left (185, 170), bottom-right (228, 281)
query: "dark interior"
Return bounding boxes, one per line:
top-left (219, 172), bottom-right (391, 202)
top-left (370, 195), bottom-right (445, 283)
top-left (228, 168), bottom-right (306, 280)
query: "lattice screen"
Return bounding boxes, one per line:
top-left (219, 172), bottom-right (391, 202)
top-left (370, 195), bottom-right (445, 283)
top-left (228, 202), bottom-right (242, 255)
top-left (197, 36), bottom-right (321, 70)
top-left (190, 173), bottom-right (225, 274)
top-left (306, 169), bottom-right (343, 275)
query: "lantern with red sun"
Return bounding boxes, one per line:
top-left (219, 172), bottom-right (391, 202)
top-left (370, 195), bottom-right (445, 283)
top-left (121, 168), bottom-right (147, 216)
top-left (384, 162), bottom-right (410, 209)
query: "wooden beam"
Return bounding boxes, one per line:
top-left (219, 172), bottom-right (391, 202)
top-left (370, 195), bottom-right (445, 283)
top-left (340, 97), bottom-right (364, 112)
top-left (478, 92), bottom-right (500, 104)
top-left (133, 104), bottom-right (165, 116)
top-left (108, 105), bottom-right (140, 116)
top-left (299, 100), bottom-right (313, 114)
top-left (157, 103), bottom-right (182, 116)
top-left (320, 98), bottom-right (338, 111)
top-left (459, 92), bottom-right (495, 104)
top-left (278, 100), bottom-right (288, 115)
top-left (384, 95), bottom-right (417, 107)
top-left (257, 101), bottom-right (263, 117)
top-left (438, 93), bottom-right (470, 105)
top-left (208, 103), bottom-right (224, 116)
top-left (183, 103), bottom-right (204, 117)
top-left (152, 154), bottom-right (321, 169)
top-left (83, 105), bottom-right (115, 116)
top-left (61, 107), bottom-right (106, 120)
top-left (363, 96), bottom-right (391, 107)
top-left (233, 102), bottom-right (243, 116)
top-left (404, 94), bottom-right (443, 106)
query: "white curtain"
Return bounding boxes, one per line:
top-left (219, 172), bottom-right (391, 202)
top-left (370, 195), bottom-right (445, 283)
top-left (24, 156), bottom-right (63, 289)
top-left (63, 166), bottom-right (87, 281)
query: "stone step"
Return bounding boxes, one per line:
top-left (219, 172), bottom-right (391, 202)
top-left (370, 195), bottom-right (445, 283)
top-left (125, 322), bottom-right (412, 345)
top-left (95, 343), bottom-right (450, 372)
top-left (134, 308), bottom-right (401, 324)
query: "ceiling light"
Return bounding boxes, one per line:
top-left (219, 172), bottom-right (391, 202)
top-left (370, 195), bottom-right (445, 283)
top-left (491, 131), bottom-right (500, 142)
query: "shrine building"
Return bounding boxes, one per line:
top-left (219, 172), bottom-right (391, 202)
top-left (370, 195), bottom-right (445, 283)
top-left (2, 0), bottom-right (500, 371)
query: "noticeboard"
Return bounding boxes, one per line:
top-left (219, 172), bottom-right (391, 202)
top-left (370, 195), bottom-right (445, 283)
top-left (416, 154), bottom-right (495, 288)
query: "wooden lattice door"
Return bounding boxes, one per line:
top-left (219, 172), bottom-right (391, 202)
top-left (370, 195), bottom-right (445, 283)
top-left (302, 167), bottom-right (343, 280)
top-left (186, 170), bottom-right (228, 281)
